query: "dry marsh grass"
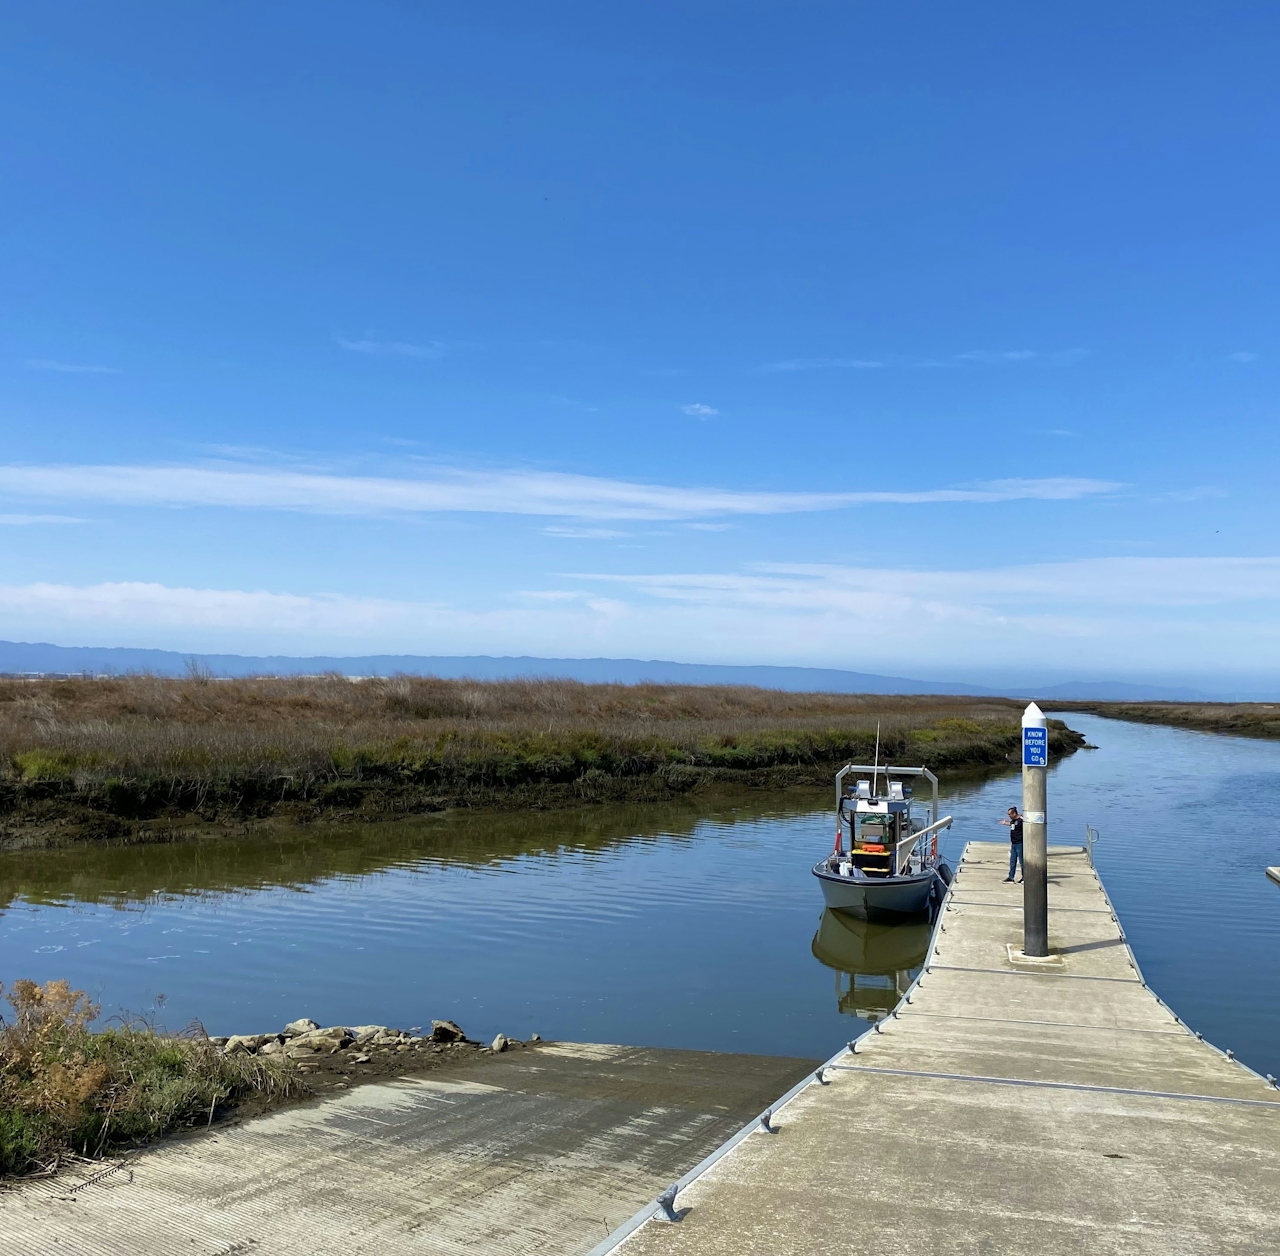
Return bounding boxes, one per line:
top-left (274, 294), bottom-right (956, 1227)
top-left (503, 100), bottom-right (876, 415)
top-left (1057, 700), bottom-right (1280, 740)
top-left (0, 675), bottom-right (1083, 844)
top-left (0, 979), bottom-right (306, 1177)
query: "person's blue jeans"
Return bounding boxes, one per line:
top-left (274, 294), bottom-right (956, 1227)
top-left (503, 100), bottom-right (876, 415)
top-left (1008, 841), bottom-right (1024, 879)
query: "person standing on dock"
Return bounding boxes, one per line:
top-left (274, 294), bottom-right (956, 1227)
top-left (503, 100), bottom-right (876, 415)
top-left (1001, 806), bottom-right (1024, 882)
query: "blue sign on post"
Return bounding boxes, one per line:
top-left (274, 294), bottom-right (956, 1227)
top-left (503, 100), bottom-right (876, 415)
top-left (1022, 726), bottom-right (1048, 768)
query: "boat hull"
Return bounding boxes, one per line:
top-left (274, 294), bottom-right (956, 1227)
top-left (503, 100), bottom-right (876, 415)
top-left (812, 863), bottom-right (939, 920)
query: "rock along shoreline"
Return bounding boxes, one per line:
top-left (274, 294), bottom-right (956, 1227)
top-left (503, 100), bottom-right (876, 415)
top-left (212, 1016), bottom-right (538, 1072)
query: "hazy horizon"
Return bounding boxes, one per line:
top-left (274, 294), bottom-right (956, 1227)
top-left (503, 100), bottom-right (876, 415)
top-left (2, 636), bottom-right (1273, 701)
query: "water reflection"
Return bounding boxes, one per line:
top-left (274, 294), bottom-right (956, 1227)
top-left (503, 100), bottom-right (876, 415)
top-left (0, 787), bottom-right (861, 1057)
top-left (0, 787), bottom-right (831, 912)
top-left (810, 910), bottom-right (931, 1021)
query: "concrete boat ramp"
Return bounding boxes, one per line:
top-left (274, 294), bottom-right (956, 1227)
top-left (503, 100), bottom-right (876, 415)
top-left (0, 1044), bottom-right (815, 1255)
top-left (4, 842), bottom-right (1277, 1253)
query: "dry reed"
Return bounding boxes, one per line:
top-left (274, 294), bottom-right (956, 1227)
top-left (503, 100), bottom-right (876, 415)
top-left (0, 675), bottom-right (1082, 842)
top-left (1056, 700), bottom-right (1280, 740)
top-left (0, 979), bottom-right (306, 1177)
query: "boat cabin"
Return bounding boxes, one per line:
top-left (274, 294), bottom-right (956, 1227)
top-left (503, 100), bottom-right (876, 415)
top-left (840, 779), bottom-right (914, 877)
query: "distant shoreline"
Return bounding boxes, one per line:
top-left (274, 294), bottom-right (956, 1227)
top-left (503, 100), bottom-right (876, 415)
top-left (0, 675), bottom-right (1086, 851)
top-left (0, 639), bottom-right (1226, 703)
top-left (1051, 700), bottom-right (1280, 742)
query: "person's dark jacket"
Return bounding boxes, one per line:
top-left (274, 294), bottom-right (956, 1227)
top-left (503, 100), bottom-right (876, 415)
top-left (1009, 816), bottom-right (1024, 843)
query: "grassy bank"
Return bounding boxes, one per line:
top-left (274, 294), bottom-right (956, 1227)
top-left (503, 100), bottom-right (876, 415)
top-left (1056, 700), bottom-right (1280, 740)
top-left (0, 675), bottom-right (1085, 848)
top-left (0, 980), bottom-right (305, 1177)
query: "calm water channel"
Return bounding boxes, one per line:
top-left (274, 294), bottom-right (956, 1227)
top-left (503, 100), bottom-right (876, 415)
top-left (1, 714), bottom-right (1278, 1074)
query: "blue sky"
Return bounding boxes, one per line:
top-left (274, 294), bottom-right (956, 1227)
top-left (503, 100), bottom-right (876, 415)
top-left (2, 2), bottom-right (1279, 684)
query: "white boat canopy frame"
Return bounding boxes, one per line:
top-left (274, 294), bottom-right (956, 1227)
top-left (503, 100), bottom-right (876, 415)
top-left (835, 763), bottom-right (939, 823)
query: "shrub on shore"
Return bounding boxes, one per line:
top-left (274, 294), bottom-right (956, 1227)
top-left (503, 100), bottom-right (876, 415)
top-left (0, 980), bottom-right (305, 1177)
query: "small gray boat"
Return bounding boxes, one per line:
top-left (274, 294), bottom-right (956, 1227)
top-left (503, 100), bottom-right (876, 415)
top-left (812, 760), bottom-right (953, 921)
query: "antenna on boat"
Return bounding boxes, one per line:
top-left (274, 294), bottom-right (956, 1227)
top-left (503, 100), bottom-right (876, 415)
top-left (872, 720), bottom-right (881, 797)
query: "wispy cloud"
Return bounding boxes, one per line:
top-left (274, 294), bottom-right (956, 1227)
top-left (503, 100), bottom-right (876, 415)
top-left (0, 581), bottom-right (402, 635)
top-left (759, 349), bottom-right (1087, 372)
top-left (681, 403), bottom-right (719, 417)
top-left (1227, 351), bottom-right (1258, 363)
top-left (758, 358), bottom-right (883, 373)
top-left (582, 557), bottom-right (1280, 613)
top-left (5, 557), bottom-right (1280, 674)
top-left (543, 525), bottom-right (628, 539)
top-left (945, 348), bottom-right (1089, 367)
top-left (840, 477), bottom-right (1118, 504)
top-left (0, 463), bottom-right (1121, 522)
top-left (0, 581), bottom-right (633, 652)
top-left (1157, 485), bottom-right (1228, 503)
top-left (335, 336), bottom-right (445, 359)
top-left (25, 359), bottom-right (122, 375)
top-left (557, 556), bottom-right (1280, 670)
top-left (0, 513), bottom-right (86, 525)
top-left (953, 350), bottom-right (1038, 363)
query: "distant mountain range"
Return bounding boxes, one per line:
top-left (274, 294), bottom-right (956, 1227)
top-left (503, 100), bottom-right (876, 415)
top-left (0, 638), bottom-right (1222, 701)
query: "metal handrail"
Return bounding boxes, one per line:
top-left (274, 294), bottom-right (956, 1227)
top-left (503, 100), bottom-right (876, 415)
top-left (896, 815), bottom-right (953, 872)
top-left (1084, 824), bottom-right (1100, 867)
top-left (910, 815), bottom-right (953, 844)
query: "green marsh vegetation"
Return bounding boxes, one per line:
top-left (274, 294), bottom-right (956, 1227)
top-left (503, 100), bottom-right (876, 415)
top-left (0, 674), bottom-right (1084, 848)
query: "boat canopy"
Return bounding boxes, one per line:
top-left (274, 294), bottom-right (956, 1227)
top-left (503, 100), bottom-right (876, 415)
top-left (835, 763), bottom-right (939, 823)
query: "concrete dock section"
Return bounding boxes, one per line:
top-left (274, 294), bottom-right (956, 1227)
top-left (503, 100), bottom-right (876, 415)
top-left (0, 1042), bottom-right (815, 1256)
top-left (612, 843), bottom-right (1280, 1256)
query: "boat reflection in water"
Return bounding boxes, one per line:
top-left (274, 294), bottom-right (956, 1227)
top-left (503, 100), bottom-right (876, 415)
top-left (810, 909), bottom-right (933, 1022)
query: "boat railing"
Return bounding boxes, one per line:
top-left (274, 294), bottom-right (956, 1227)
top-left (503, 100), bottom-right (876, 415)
top-left (897, 816), bottom-right (953, 872)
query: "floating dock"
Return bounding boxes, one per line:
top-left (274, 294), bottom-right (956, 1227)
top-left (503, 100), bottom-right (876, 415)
top-left (605, 842), bottom-right (1280, 1255)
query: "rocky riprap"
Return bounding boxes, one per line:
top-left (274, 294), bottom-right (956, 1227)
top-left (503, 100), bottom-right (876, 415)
top-left (207, 1018), bottom-right (539, 1070)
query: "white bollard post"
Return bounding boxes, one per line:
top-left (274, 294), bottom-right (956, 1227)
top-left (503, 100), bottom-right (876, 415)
top-left (1021, 702), bottom-right (1049, 957)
